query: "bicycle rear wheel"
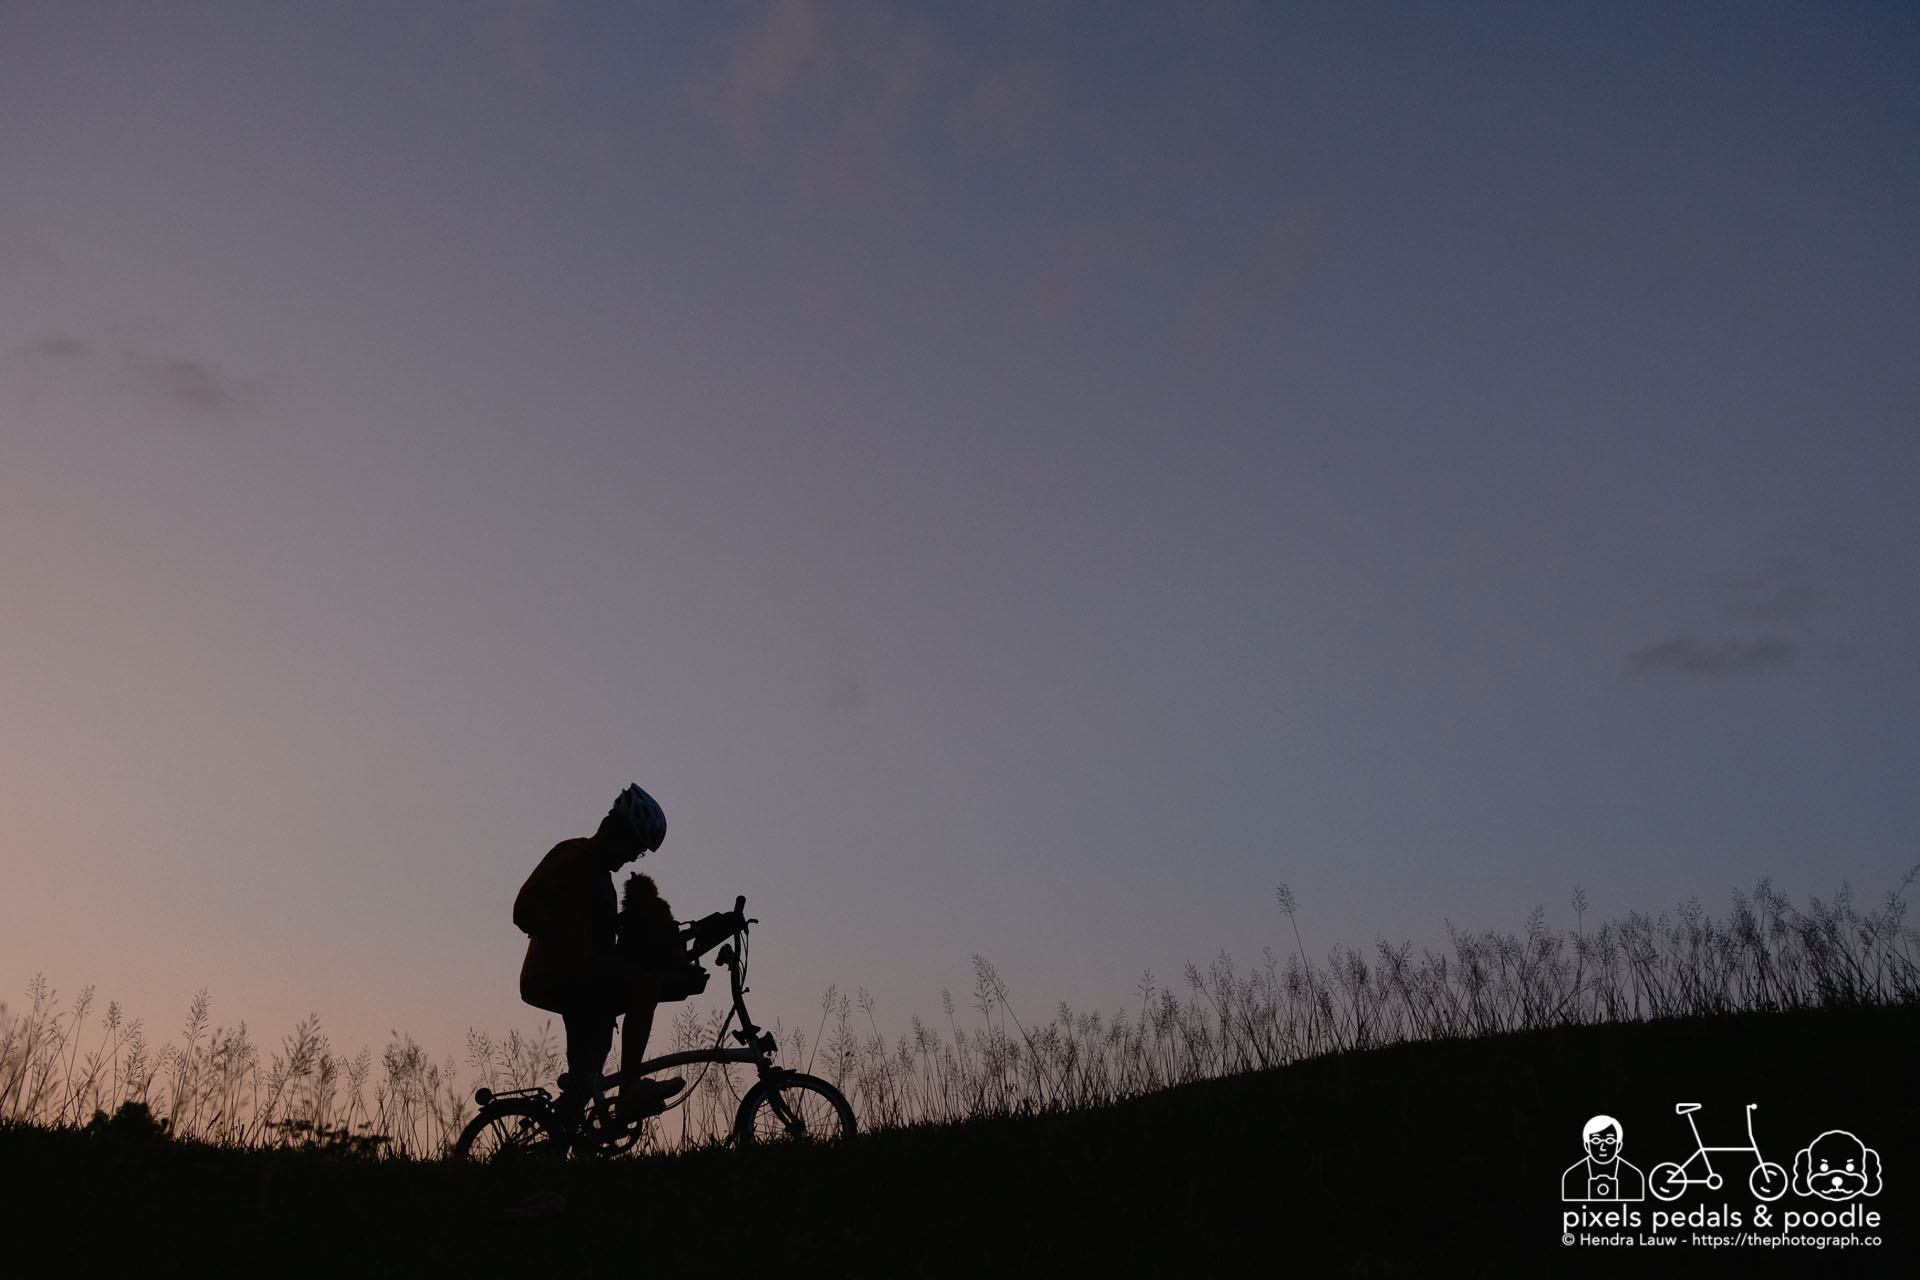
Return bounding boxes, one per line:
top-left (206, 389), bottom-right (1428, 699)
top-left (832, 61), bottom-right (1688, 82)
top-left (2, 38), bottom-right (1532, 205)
top-left (733, 1073), bottom-right (855, 1146)
top-left (452, 1099), bottom-right (568, 1162)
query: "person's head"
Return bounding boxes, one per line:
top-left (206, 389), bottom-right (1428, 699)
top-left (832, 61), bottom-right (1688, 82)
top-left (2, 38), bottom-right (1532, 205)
top-left (595, 784), bottom-right (666, 869)
top-left (1582, 1116), bottom-right (1623, 1164)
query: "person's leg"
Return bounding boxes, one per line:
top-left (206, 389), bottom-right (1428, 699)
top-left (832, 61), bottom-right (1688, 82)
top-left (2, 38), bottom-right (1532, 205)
top-left (558, 1009), bottom-right (614, 1125)
top-left (617, 972), bottom-right (682, 1122)
top-left (618, 964), bottom-right (660, 1081)
top-left (619, 998), bottom-right (657, 1082)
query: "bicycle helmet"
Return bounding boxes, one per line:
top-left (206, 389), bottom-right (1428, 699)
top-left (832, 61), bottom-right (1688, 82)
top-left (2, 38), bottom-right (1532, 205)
top-left (610, 784), bottom-right (667, 853)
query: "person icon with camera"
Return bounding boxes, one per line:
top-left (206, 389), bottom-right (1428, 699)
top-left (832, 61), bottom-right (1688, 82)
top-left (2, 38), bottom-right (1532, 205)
top-left (1563, 1114), bottom-right (1646, 1202)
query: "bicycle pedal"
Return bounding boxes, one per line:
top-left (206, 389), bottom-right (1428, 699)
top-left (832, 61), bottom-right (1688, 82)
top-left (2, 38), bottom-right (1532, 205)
top-left (614, 1077), bottom-right (683, 1122)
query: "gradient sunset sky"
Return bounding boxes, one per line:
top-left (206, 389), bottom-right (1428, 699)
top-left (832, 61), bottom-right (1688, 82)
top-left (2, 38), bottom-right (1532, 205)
top-left (4, 2), bottom-right (1917, 1071)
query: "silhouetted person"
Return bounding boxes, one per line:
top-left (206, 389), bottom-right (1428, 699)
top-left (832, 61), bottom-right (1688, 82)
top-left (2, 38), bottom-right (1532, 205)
top-left (514, 784), bottom-right (680, 1127)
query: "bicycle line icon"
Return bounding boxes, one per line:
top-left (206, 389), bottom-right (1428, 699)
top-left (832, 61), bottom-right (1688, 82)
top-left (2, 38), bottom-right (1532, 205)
top-left (1650, 1102), bottom-right (1789, 1202)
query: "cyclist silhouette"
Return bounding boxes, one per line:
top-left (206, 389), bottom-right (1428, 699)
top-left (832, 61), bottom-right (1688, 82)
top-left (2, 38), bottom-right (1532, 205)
top-left (514, 784), bottom-right (681, 1128)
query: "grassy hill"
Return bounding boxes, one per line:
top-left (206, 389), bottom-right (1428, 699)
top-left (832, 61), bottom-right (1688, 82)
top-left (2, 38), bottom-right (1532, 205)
top-left (6, 1001), bottom-right (1911, 1276)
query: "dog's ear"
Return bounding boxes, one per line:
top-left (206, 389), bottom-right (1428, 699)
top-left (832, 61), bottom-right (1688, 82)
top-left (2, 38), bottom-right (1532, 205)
top-left (1791, 1146), bottom-right (1812, 1196)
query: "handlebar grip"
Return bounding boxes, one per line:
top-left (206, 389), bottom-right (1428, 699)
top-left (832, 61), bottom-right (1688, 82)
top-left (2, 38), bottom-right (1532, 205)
top-left (734, 894), bottom-right (746, 915)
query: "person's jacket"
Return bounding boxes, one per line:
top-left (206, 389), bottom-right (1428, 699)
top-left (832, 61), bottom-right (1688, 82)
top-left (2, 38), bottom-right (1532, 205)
top-left (514, 837), bottom-right (615, 1014)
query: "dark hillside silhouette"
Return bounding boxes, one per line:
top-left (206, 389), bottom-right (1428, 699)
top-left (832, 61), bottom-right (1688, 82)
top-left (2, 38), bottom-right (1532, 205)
top-left (5, 1001), bottom-right (1912, 1274)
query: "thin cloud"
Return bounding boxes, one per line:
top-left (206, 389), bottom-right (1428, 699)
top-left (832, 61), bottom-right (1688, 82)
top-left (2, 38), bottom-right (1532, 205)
top-left (1023, 216), bottom-right (1156, 322)
top-left (691, 0), bottom-right (832, 159)
top-left (1628, 536), bottom-right (1867, 681)
top-left (471, 0), bottom-right (554, 89)
top-left (1183, 208), bottom-right (1319, 365)
top-left (949, 59), bottom-right (1054, 152)
top-left (688, 0), bottom-right (936, 217)
top-left (1807, 523), bottom-right (1868, 566)
top-left (1624, 634), bottom-right (1795, 680)
top-left (131, 355), bottom-right (249, 417)
top-left (32, 334), bottom-right (91, 360)
top-left (1727, 557), bottom-right (1826, 623)
top-left (827, 676), bottom-right (865, 717)
top-left (17, 330), bottom-right (253, 417)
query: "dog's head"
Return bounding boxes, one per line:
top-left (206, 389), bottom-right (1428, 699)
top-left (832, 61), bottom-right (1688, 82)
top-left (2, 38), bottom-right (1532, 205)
top-left (621, 871), bottom-right (661, 914)
top-left (1792, 1130), bottom-right (1882, 1201)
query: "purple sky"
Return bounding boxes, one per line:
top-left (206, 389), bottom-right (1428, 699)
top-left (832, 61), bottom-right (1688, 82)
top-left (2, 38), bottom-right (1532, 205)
top-left (4, 2), bottom-right (1917, 1069)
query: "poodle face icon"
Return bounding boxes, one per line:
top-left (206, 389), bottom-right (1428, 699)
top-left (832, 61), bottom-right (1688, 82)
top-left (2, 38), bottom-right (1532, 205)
top-left (1563, 1115), bottom-right (1646, 1202)
top-left (1792, 1131), bottom-right (1882, 1201)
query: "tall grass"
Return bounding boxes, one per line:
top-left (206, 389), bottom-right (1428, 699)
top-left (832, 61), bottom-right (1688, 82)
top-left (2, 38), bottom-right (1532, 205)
top-left (4, 873), bottom-right (1914, 1156)
top-left (805, 871), bottom-right (1920, 1128)
top-left (0, 982), bottom-right (467, 1156)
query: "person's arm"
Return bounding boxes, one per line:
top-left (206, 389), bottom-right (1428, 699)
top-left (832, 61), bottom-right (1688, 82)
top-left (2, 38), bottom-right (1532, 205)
top-left (680, 909), bottom-right (743, 958)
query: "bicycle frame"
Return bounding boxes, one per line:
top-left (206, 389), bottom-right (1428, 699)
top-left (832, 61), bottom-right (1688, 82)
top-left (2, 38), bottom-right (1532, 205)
top-left (1650, 1103), bottom-right (1788, 1202)
top-left (571, 894), bottom-right (845, 1153)
top-left (1670, 1104), bottom-right (1759, 1188)
top-left (604, 895), bottom-right (784, 1094)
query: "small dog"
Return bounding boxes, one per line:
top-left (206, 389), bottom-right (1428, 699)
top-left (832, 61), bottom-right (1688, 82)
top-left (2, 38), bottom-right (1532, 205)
top-left (619, 872), bottom-right (708, 1001)
top-left (1791, 1130), bottom-right (1882, 1201)
top-left (618, 872), bottom-right (682, 971)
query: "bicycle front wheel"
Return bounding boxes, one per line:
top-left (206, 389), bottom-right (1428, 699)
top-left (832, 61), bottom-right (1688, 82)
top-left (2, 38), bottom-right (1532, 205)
top-left (452, 1099), bottom-right (568, 1162)
top-left (733, 1073), bottom-right (855, 1146)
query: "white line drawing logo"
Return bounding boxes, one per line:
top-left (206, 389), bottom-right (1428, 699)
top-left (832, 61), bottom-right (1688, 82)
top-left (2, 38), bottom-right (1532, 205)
top-left (1792, 1130), bottom-right (1882, 1201)
top-left (1563, 1114), bottom-right (1646, 1202)
top-left (1650, 1103), bottom-right (1788, 1202)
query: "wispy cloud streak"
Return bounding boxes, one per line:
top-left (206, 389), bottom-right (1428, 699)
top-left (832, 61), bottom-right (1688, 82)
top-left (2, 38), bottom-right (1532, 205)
top-left (1183, 209), bottom-right (1319, 364)
top-left (132, 355), bottom-right (246, 417)
top-left (1624, 634), bottom-right (1795, 679)
top-left (688, 0), bottom-right (935, 217)
top-left (16, 330), bottom-right (252, 418)
top-left (31, 334), bottom-right (90, 360)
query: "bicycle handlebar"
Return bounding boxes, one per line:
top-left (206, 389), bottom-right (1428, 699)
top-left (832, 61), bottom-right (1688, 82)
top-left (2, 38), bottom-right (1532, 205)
top-left (682, 896), bottom-right (756, 959)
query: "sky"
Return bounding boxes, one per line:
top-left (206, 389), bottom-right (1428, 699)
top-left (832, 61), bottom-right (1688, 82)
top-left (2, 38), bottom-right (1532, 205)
top-left (3, 1), bottom-right (1917, 1075)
